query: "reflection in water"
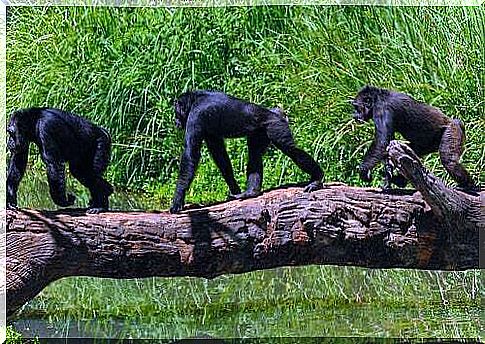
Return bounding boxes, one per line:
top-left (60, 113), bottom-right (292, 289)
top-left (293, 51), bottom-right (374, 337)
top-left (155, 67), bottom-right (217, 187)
top-left (13, 318), bottom-right (145, 339)
top-left (13, 319), bottom-right (103, 338)
top-left (12, 306), bottom-right (482, 339)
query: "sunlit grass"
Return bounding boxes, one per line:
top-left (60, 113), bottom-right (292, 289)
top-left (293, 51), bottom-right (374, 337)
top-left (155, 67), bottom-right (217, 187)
top-left (7, 6), bottom-right (484, 203)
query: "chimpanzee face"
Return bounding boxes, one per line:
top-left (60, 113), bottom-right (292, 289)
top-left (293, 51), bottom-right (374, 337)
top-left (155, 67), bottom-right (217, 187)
top-left (174, 101), bottom-right (186, 129)
top-left (173, 94), bottom-right (194, 130)
top-left (352, 98), bottom-right (372, 123)
top-left (352, 86), bottom-right (378, 123)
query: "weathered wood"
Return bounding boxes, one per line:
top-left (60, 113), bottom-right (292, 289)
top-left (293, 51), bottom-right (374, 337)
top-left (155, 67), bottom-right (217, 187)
top-left (386, 140), bottom-right (482, 270)
top-left (5, 141), bottom-right (481, 317)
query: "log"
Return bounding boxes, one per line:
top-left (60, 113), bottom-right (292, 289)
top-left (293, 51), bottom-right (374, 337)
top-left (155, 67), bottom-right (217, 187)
top-left (5, 141), bottom-right (482, 317)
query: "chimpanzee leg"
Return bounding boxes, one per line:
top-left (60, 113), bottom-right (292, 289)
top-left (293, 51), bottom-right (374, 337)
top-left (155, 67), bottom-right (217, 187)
top-left (42, 156), bottom-right (75, 208)
top-left (439, 119), bottom-right (477, 190)
top-left (232, 130), bottom-right (270, 200)
top-left (265, 116), bottom-right (324, 191)
top-left (245, 131), bottom-right (270, 196)
top-left (70, 162), bottom-right (113, 213)
top-left (206, 136), bottom-right (241, 197)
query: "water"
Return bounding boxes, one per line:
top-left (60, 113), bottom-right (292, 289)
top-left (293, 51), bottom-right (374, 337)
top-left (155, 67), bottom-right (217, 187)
top-left (12, 306), bottom-right (482, 338)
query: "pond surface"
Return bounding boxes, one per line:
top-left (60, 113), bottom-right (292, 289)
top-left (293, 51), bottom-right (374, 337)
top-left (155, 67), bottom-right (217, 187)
top-left (9, 171), bottom-right (484, 340)
top-left (11, 302), bottom-right (483, 339)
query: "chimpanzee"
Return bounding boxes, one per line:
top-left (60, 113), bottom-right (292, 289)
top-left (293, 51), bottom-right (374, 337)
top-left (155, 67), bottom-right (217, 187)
top-left (352, 85), bottom-right (478, 191)
top-left (7, 107), bottom-right (113, 213)
top-left (170, 90), bottom-right (324, 214)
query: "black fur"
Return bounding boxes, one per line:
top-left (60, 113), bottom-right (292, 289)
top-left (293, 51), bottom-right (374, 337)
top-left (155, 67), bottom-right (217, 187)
top-left (7, 108), bottom-right (113, 213)
top-left (170, 90), bottom-right (324, 214)
top-left (352, 85), bottom-right (478, 191)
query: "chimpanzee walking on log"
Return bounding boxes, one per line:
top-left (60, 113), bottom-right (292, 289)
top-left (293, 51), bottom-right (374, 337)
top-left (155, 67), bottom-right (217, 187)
top-left (352, 85), bottom-right (479, 192)
top-left (170, 90), bottom-right (324, 213)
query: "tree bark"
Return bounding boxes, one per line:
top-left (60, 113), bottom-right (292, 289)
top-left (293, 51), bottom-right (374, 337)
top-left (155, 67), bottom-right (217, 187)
top-left (5, 141), bottom-right (482, 317)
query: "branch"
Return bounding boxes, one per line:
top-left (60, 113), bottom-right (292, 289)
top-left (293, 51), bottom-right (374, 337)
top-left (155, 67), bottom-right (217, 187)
top-left (387, 140), bottom-right (481, 235)
top-left (6, 142), bottom-right (481, 317)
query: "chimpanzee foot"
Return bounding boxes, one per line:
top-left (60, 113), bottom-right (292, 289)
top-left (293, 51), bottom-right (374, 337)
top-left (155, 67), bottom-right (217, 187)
top-left (304, 180), bottom-right (322, 192)
top-left (86, 207), bottom-right (107, 214)
top-left (230, 190), bottom-right (262, 200)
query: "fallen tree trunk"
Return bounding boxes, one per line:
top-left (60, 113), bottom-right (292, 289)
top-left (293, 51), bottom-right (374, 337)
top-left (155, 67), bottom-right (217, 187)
top-left (5, 141), bottom-right (482, 317)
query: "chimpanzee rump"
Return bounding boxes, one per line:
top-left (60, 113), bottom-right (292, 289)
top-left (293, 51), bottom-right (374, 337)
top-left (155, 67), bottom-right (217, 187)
top-left (7, 108), bottom-right (113, 213)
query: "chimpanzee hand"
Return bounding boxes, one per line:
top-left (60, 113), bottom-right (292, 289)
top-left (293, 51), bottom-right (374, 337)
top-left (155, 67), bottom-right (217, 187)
top-left (7, 202), bottom-right (18, 210)
top-left (170, 197), bottom-right (185, 214)
top-left (86, 207), bottom-right (106, 214)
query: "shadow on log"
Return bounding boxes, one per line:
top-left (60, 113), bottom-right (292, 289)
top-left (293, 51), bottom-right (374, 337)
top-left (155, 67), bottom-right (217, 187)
top-left (5, 141), bottom-right (482, 317)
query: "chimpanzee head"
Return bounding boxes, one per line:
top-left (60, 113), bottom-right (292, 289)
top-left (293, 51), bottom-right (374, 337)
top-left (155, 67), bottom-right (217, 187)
top-left (7, 112), bottom-right (30, 152)
top-left (173, 92), bottom-right (195, 130)
top-left (351, 85), bottom-right (382, 123)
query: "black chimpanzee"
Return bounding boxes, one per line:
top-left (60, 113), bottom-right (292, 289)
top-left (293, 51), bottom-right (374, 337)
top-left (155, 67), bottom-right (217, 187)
top-left (170, 90), bottom-right (324, 214)
top-left (352, 85), bottom-right (478, 191)
top-left (7, 108), bottom-right (114, 213)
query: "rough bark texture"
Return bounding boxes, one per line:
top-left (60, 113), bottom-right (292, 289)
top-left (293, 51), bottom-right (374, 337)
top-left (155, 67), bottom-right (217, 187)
top-left (5, 141), bottom-right (482, 317)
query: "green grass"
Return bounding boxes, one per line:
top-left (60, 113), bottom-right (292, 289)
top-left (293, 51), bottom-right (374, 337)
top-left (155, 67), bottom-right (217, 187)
top-left (6, 6), bottom-right (484, 209)
top-left (6, 5), bottom-right (484, 339)
top-left (5, 327), bottom-right (22, 343)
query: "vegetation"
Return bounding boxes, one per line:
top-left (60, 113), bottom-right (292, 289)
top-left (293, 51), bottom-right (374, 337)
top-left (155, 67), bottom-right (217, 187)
top-left (7, 6), bottom-right (484, 208)
top-left (6, 5), bottom-right (483, 339)
top-left (5, 326), bottom-right (24, 344)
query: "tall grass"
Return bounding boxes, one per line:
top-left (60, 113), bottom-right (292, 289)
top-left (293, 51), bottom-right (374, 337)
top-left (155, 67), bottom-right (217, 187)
top-left (6, 6), bottom-right (484, 209)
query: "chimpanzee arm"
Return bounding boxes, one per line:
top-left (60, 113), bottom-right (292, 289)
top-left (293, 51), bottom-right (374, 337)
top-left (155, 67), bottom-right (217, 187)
top-left (360, 106), bottom-right (393, 182)
top-left (92, 128), bottom-right (111, 176)
top-left (170, 122), bottom-right (204, 214)
top-left (7, 148), bottom-right (29, 208)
